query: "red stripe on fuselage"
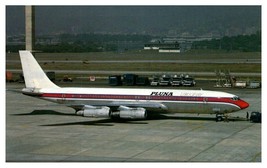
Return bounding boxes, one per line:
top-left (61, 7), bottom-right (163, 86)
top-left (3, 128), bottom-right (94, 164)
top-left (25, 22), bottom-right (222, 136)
top-left (41, 93), bottom-right (248, 109)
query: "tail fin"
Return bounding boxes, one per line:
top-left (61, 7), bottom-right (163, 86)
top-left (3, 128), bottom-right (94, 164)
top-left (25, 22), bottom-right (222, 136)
top-left (19, 50), bottom-right (59, 89)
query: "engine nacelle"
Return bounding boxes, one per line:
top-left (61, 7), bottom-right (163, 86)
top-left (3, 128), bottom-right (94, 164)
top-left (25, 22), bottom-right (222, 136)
top-left (117, 106), bottom-right (147, 119)
top-left (76, 105), bottom-right (111, 118)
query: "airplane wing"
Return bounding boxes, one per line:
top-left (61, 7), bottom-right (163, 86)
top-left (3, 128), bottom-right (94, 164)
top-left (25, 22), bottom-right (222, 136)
top-left (67, 101), bottom-right (168, 119)
top-left (68, 101), bottom-right (167, 111)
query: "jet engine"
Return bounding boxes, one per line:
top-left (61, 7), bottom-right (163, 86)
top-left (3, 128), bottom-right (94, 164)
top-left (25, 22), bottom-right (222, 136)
top-left (76, 105), bottom-right (111, 118)
top-left (112, 106), bottom-right (147, 119)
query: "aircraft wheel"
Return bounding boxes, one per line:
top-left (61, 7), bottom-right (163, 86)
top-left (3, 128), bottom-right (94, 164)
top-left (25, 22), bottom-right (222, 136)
top-left (216, 114), bottom-right (223, 122)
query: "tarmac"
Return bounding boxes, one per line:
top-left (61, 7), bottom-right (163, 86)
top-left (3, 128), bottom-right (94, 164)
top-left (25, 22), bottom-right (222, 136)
top-left (6, 83), bottom-right (261, 162)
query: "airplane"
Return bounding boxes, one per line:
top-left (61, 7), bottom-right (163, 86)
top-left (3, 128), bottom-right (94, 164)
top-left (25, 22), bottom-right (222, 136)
top-left (19, 50), bottom-right (249, 121)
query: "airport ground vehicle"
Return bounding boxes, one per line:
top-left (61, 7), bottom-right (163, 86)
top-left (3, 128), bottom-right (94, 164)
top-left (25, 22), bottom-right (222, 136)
top-left (136, 76), bottom-right (150, 86)
top-left (109, 75), bottom-right (122, 86)
top-left (110, 74), bottom-right (149, 86)
top-left (250, 112), bottom-right (261, 123)
top-left (170, 75), bottom-right (183, 86)
top-left (159, 75), bottom-right (171, 86)
top-left (150, 77), bottom-right (159, 86)
top-left (122, 74), bottom-right (138, 86)
top-left (170, 74), bottom-right (196, 87)
top-left (182, 77), bottom-right (196, 86)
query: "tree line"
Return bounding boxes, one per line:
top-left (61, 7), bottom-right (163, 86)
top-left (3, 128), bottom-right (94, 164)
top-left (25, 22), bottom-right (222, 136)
top-left (6, 32), bottom-right (261, 53)
top-left (192, 31), bottom-right (261, 52)
top-left (6, 34), bottom-right (151, 53)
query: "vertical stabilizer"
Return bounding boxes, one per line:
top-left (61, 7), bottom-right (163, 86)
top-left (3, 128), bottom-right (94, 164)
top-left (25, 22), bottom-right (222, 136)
top-left (19, 50), bottom-right (59, 89)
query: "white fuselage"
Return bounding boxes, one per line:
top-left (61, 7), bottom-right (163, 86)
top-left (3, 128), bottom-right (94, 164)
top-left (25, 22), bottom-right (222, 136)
top-left (30, 87), bottom-right (249, 114)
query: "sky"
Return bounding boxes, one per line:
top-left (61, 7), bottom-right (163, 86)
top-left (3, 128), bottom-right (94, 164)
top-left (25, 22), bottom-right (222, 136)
top-left (6, 6), bottom-right (261, 37)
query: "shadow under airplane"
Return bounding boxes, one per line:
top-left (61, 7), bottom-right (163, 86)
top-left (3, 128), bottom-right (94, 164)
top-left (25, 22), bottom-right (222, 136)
top-left (12, 110), bottom-right (77, 116)
top-left (11, 109), bottom-right (246, 127)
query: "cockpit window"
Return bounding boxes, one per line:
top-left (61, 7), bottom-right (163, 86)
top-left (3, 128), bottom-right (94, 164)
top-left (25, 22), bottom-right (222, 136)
top-left (231, 96), bottom-right (240, 101)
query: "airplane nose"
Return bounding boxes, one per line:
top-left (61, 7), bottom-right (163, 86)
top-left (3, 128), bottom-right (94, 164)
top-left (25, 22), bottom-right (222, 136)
top-left (239, 100), bottom-right (249, 109)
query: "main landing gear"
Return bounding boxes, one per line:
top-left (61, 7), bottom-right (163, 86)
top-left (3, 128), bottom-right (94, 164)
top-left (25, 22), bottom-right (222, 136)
top-left (216, 113), bottom-right (229, 122)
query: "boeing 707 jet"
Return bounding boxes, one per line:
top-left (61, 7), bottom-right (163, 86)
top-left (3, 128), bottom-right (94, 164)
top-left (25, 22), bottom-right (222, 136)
top-left (19, 50), bottom-right (249, 121)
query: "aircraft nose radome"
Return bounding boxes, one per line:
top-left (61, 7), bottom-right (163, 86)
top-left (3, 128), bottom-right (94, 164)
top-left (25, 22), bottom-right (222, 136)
top-left (239, 100), bottom-right (249, 109)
